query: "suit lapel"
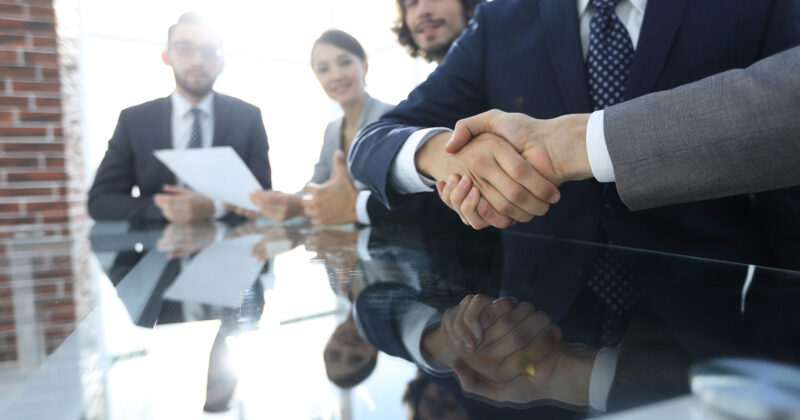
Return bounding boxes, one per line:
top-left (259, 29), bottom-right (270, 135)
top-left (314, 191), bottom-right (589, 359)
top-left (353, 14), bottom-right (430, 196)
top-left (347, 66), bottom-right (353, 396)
top-left (212, 93), bottom-right (231, 146)
top-left (540, 0), bottom-right (592, 113)
top-left (625, 0), bottom-right (689, 99)
top-left (153, 97), bottom-right (172, 150)
top-left (152, 97), bottom-right (176, 184)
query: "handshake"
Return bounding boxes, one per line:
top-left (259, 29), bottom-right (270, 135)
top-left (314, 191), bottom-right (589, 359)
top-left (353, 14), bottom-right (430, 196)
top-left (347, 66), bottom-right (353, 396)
top-left (415, 110), bottom-right (595, 229)
top-left (421, 294), bottom-right (598, 408)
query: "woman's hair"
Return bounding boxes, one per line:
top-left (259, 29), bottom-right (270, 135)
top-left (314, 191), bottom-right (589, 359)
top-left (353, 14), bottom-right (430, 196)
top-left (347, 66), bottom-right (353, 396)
top-left (311, 29), bottom-right (367, 63)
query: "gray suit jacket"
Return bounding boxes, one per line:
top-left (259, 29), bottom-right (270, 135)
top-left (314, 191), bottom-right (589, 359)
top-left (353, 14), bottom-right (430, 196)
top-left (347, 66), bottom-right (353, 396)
top-left (605, 46), bottom-right (800, 211)
top-left (309, 95), bottom-right (394, 186)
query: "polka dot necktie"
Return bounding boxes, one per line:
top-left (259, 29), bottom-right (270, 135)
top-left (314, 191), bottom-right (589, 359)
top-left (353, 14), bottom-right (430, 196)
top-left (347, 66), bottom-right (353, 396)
top-left (588, 249), bottom-right (641, 346)
top-left (188, 108), bottom-right (203, 148)
top-left (586, 0), bottom-right (635, 111)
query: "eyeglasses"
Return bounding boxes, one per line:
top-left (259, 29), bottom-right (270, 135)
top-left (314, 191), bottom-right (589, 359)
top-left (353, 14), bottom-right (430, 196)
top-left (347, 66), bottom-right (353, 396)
top-left (169, 41), bottom-right (222, 60)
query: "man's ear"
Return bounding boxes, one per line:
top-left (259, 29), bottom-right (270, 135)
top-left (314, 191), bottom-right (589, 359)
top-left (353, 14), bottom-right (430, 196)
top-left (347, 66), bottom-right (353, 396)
top-left (161, 50), bottom-right (170, 65)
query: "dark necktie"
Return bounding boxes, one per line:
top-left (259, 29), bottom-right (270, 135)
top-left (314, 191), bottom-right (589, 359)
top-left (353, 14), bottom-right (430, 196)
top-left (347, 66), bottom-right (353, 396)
top-left (586, 0), bottom-right (635, 111)
top-left (588, 249), bottom-right (641, 346)
top-left (188, 108), bottom-right (203, 149)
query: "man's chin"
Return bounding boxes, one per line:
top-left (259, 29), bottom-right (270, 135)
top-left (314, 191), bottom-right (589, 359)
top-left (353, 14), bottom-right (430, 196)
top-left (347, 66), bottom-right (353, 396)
top-left (176, 78), bottom-right (215, 98)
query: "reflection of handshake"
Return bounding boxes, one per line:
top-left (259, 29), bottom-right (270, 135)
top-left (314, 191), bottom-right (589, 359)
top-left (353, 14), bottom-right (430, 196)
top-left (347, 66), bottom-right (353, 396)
top-left (422, 294), bottom-right (598, 408)
top-left (416, 110), bottom-right (594, 229)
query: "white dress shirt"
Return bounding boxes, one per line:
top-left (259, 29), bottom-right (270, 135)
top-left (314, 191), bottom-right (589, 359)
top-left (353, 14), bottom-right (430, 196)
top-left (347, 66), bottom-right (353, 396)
top-left (388, 0), bottom-right (646, 192)
top-left (170, 92), bottom-right (226, 218)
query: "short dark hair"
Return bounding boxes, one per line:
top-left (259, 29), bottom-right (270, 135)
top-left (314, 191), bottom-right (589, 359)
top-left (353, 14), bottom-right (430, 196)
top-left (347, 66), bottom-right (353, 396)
top-left (167, 12), bottom-right (219, 45)
top-left (391, 0), bottom-right (485, 62)
top-left (327, 353), bottom-right (378, 388)
top-left (311, 29), bottom-right (367, 64)
top-left (402, 371), bottom-right (431, 420)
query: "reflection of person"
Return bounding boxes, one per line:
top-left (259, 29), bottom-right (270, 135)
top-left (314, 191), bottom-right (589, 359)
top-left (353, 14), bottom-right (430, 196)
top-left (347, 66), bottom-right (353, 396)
top-left (442, 46), bottom-right (800, 213)
top-left (247, 30), bottom-right (393, 226)
top-left (88, 13), bottom-right (270, 223)
top-left (349, 0), bottom-right (800, 267)
top-left (403, 370), bottom-right (469, 420)
top-left (323, 313), bottom-right (379, 388)
top-left (392, 0), bottom-right (485, 65)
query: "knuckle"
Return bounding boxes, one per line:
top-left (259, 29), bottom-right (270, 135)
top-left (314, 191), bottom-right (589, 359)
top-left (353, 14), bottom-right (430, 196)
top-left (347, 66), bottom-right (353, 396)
top-left (509, 159), bottom-right (529, 179)
top-left (497, 201), bottom-right (514, 215)
top-left (508, 186), bottom-right (529, 203)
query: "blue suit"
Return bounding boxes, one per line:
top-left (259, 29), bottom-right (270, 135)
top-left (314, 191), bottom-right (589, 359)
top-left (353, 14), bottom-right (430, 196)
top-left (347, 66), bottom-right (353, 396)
top-left (350, 0), bottom-right (800, 267)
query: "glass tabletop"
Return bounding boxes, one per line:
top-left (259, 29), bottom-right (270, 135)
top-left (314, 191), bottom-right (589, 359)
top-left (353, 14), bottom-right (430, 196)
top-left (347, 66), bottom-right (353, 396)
top-left (1, 218), bottom-right (798, 419)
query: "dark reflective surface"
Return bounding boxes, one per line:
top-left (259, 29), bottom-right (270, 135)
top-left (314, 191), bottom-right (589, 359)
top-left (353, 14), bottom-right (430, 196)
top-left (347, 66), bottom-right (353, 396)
top-left (1, 219), bottom-right (799, 419)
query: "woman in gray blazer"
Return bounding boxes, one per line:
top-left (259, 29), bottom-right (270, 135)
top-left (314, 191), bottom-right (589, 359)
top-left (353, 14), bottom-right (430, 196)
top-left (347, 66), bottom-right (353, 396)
top-left (248, 30), bottom-right (393, 225)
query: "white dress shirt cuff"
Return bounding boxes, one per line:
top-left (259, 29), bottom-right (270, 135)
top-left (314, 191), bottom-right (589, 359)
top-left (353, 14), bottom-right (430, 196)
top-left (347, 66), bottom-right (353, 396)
top-left (355, 190), bottom-right (372, 225)
top-left (357, 227), bottom-right (372, 261)
top-left (389, 128), bottom-right (451, 194)
top-left (586, 110), bottom-right (616, 182)
top-left (212, 200), bottom-right (227, 219)
top-left (399, 302), bottom-right (449, 375)
top-left (589, 346), bottom-right (620, 412)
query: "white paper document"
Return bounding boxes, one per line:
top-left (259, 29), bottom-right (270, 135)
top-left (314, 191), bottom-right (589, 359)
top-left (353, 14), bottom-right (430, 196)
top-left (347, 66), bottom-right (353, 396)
top-left (163, 234), bottom-right (266, 307)
top-left (154, 146), bottom-right (261, 211)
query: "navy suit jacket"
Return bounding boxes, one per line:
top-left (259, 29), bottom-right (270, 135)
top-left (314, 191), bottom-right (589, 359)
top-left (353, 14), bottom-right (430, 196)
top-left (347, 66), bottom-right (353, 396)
top-left (88, 93), bottom-right (271, 222)
top-left (350, 0), bottom-right (800, 267)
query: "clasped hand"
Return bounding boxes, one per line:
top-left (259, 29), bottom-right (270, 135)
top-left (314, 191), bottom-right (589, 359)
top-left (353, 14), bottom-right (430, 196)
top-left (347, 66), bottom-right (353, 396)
top-left (425, 110), bottom-right (592, 229)
top-left (424, 294), bottom-right (596, 407)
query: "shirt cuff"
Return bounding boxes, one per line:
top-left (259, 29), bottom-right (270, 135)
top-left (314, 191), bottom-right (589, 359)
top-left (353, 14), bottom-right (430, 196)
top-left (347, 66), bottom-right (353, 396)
top-left (399, 302), bottom-right (449, 375)
top-left (586, 110), bottom-right (616, 182)
top-left (389, 128), bottom-right (451, 195)
top-left (355, 190), bottom-right (372, 225)
top-left (212, 200), bottom-right (227, 219)
top-left (589, 346), bottom-right (620, 412)
top-left (357, 227), bottom-right (372, 261)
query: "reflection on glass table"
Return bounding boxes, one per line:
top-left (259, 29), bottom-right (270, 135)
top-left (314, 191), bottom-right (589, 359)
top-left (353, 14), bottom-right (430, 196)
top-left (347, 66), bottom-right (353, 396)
top-left (0, 219), bottom-right (798, 420)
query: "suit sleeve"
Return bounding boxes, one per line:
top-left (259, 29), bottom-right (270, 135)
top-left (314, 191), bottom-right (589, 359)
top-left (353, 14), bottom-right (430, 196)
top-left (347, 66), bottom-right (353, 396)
top-left (605, 46), bottom-right (800, 211)
top-left (245, 107), bottom-right (271, 190)
top-left (349, 6), bottom-right (490, 208)
top-left (87, 111), bottom-right (163, 221)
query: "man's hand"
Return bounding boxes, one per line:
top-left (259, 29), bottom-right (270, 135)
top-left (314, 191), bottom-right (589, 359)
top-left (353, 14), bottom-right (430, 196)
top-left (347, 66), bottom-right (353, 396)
top-left (431, 293), bottom-right (597, 408)
top-left (423, 295), bottom-right (562, 383)
top-left (250, 225), bottom-right (301, 261)
top-left (225, 203), bottom-right (262, 219)
top-left (156, 222), bottom-right (216, 259)
top-left (452, 342), bottom-right (597, 408)
top-left (415, 131), bottom-right (561, 229)
top-left (153, 184), bottom-right (215, 224)
top-left (248, 190), bottom-right (304, 222)
top-left (303, 150), bottom-right (359, 226)
top-left (438, 111), bottom-right (593, 228)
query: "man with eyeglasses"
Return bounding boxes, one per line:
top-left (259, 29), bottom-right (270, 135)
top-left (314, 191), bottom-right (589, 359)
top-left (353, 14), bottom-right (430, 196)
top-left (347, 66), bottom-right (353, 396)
top-left (88, 13), bottom-right (271, 223)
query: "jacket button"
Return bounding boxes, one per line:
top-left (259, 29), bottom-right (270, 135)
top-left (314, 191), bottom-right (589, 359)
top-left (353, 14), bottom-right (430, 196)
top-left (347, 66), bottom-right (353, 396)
top-left (603, 202), bottom-right (615, 215)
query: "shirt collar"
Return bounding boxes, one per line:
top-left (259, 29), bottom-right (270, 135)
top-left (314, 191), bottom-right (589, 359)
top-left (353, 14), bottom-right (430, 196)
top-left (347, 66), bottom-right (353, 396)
top-left (578, 0), bottom-right (647, 16)
top-left (171, 91), bottom-right (215, 118)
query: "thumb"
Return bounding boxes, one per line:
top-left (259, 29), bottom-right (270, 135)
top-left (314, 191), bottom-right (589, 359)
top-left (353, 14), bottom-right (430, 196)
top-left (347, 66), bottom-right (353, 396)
top-left (305, 183), bottom-right (320, 195)
top-left (330, 150), bottom-right (349, 180)
top-left (446, 109), bottom-right (503, 153)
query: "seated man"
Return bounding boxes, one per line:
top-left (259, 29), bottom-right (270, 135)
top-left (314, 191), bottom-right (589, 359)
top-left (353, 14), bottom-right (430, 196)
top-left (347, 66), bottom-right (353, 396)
top-left (88, 13), bottom-right (270, 223)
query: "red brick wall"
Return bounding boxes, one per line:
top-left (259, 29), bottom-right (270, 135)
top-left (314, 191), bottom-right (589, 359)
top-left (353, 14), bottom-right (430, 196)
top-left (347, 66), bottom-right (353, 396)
top-left (0, 0), bottom-right (88, 366)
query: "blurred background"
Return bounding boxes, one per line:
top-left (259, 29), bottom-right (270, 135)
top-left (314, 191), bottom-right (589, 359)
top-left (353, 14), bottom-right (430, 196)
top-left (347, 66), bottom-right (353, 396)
top-left (81, 0), bottom-right (436, 192)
